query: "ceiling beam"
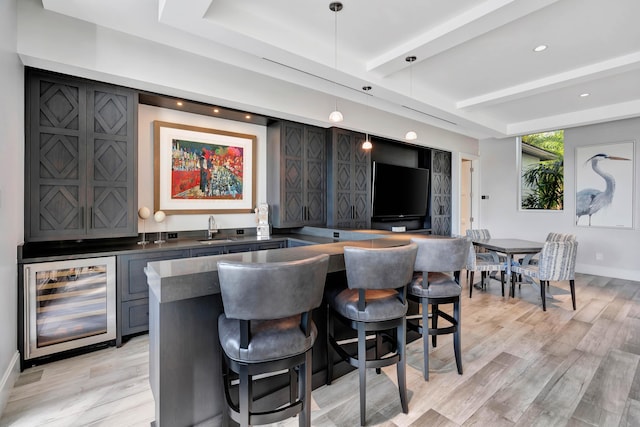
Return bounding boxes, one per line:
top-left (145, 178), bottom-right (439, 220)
top-left (366, 0), bottom-right (560, 77)
top-left (457, 51), bottom-right (640, 110)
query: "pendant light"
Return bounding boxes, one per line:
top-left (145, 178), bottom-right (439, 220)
top-left (405, 55), bottom-right (418, 141)
top-left (361, 86), bottom-right (373, 150)
top-left (328, 2), bottom-right (344, 123)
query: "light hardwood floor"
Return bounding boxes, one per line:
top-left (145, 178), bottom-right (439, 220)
top-left (2, 272), bottom-right (639, 427)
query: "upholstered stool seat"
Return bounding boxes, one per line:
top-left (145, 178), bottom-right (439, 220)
top-left (410, 271), bottom-right (463, 298)
top-left (326, 243), bottom-right (418, 426)
top-left (217, 254), bottom-right (329, 427)
top-left (218, 315), bottom-right (318, 363)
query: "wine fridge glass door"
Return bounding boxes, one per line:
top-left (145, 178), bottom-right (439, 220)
top-left (23, 256), bottom-right (116, 360)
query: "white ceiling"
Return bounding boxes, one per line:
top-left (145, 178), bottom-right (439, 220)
top-left (41, 0), bottom-right (640, 139)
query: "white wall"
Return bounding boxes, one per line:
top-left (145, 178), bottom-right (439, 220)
top-left (137, 105), bottom-right (268, 233)
top-left (478, 117), bottom-right (640, 280)
top-left (0, 0), bottom-right (23, 415)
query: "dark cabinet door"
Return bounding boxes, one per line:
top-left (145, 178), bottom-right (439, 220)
top-left (86, 85), bottom-right (137, 237)
top-left (116, 249), bottom-right (189, 345)
top-left (26, 72), bottom-right (87, 240)
top-left (25, 69), bottom-right (137, 242)
top-left (281, 121), bottom-right (305, 225)
top-left (304, 125), bottom-right (326, 225)
top-left (328, 128), bottom-right (371, 229)
top-left (431, 150), bottom-right (452, 235)
top-left (267, 121), bottom-right (326, 228)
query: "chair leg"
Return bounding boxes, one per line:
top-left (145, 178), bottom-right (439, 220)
top-left (221, 356), bottom-right (231, 427)
top-left (500, 272), bottom-right (505, 297)
top-left (422, 300), bottom-right (430, 381)
top-left (570, 279), bottom-right (576, 310)
top-left (239, 365), bottom-right (251, 427)
top-left (431, 303), bottom-right (438, 348)
top-left (540, 280), bottom-right (547, 311)
top-left (469, 271), bottom-right (475, 298)
top-left (453, 299), bottom-right (463, 375)
top-left (299, 351), bottom-right (312, 427)
top-left (357, 322), bottom-right (367, 426)
top-left (375, 332), bottom-right (382, 374)
top-left (397, 319), bottom-right (408, 414)
top-left (326, 304), bottom-right (333, 385)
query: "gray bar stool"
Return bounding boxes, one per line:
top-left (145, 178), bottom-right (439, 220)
top-left (217, 254), bottom-right (329, 427)
top-left (408, 237), bottom-right (470, 381)
top-left (325, 243), bottom-right (417, 426)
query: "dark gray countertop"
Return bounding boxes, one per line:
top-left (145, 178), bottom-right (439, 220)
top-left (17, 231), bottom-right (340, 263)
top-left (145, 232), bottom-right (421, 304)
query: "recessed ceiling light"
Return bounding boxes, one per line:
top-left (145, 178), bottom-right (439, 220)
top-left (213, 108), bottom-right (219, 113)
top-left (533, 44), bottom-right (548, 52)
top-left (245, 115), bottom-right (251, 120)
top-left (580, 93), bottom-right (590, 97)
top-left (176, 101), bottom-right (183, 106)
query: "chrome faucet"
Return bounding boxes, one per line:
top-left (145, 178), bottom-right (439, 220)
top-left (207, 215), bottom-right (218, 239)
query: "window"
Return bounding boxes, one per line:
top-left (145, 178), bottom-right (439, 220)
top-left (518, 130), bottom-right (564, 210)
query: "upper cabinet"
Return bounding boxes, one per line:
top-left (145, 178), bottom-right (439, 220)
top-left (267, 120), bottom-right (326, 228)
top-left (327, 128), bottom-right (371, 229)
top-left (25, 69), bottom-right (137, 242)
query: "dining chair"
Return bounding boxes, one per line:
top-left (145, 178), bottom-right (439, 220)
top-left (465, 229), bottom-right (492, 261)
top-left (465, 229), bottom-right (503, 286)
top-left (511, 240), bottom-right (578, 311)
top-left (466, 242), bottom-right (506, 298)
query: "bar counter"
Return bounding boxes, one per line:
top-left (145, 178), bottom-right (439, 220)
top-left (144, 232), bottom-right (421, 427)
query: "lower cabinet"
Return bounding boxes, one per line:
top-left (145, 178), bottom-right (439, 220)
top-left (116, 249), bottom-right (190, 346)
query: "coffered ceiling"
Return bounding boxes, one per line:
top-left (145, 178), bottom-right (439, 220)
top-left (41, 0), bottom-right (640, 139)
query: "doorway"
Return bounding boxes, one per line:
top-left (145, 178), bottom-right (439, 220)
top-left (460, 159), bottom-right (472, 236)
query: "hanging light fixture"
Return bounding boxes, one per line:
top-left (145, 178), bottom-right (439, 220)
top-left (361, 86), bottom-right (372, 150)
top-left (405, 55), bottom-right (418, 141)
top-left (328, 2), bottom-right (344, 123)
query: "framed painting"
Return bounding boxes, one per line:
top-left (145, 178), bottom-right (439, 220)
top-left (575, 140), bottom-right (634, 228)
top-left (153, 121), bottom-right (256, 214)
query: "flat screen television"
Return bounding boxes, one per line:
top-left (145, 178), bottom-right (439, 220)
top-left (371, 161), bottom-right (429, 220)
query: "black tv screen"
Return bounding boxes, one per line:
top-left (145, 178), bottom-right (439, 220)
top-left (372, 162), bottom-right (429, 219)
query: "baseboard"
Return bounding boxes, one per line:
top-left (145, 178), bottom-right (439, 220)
top-left (0, 351), bottom-right (20, 418)
top-left (576, 263), bottom-right (638, 281)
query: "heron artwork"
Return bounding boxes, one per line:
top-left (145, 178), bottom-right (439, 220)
top-left (576, 153), bottom-right (630, 226)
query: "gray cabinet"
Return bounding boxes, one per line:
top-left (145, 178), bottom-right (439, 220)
top-left (225, 240), bottom-right (286, 253)
top-left (25, 69), bottom-right (137, 242)
top-left (327, 128), bottom-right (371, 229)
top-left (430, 150), bottom-right (452, 235)
top-left (267, 121), bottom-right (326, 228)
top-left (116, 249), bottom-right (189, 345)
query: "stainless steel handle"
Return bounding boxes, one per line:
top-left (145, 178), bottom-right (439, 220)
top-left (23, 267), bottom-right (31, 359)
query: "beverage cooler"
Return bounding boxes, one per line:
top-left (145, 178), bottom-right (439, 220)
top-left (22, 256), bottom-right (116, 361)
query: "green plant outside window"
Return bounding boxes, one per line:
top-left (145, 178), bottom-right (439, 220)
top-left (519, 131), bottom-right (564, 210)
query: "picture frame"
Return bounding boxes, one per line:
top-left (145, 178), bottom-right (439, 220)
top-left (575, 140), bottom-right (635, 228)
top-left (153, 121), bottom-right (257, 214)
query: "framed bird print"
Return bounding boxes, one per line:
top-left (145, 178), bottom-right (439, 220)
top-left (575, 140), bottom-right (634, 228)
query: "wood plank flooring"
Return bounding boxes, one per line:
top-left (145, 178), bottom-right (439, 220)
top-left (2, 272), bottom-right (639, 426)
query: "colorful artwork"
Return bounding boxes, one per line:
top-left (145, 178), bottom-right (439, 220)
top-left (154, 121), bottom-right (256, 214)
top-left (171, 139), bottom-right (244, 200)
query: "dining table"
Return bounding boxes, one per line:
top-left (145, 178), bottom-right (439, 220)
top-left (471, 238), bottom-right (544, 297)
